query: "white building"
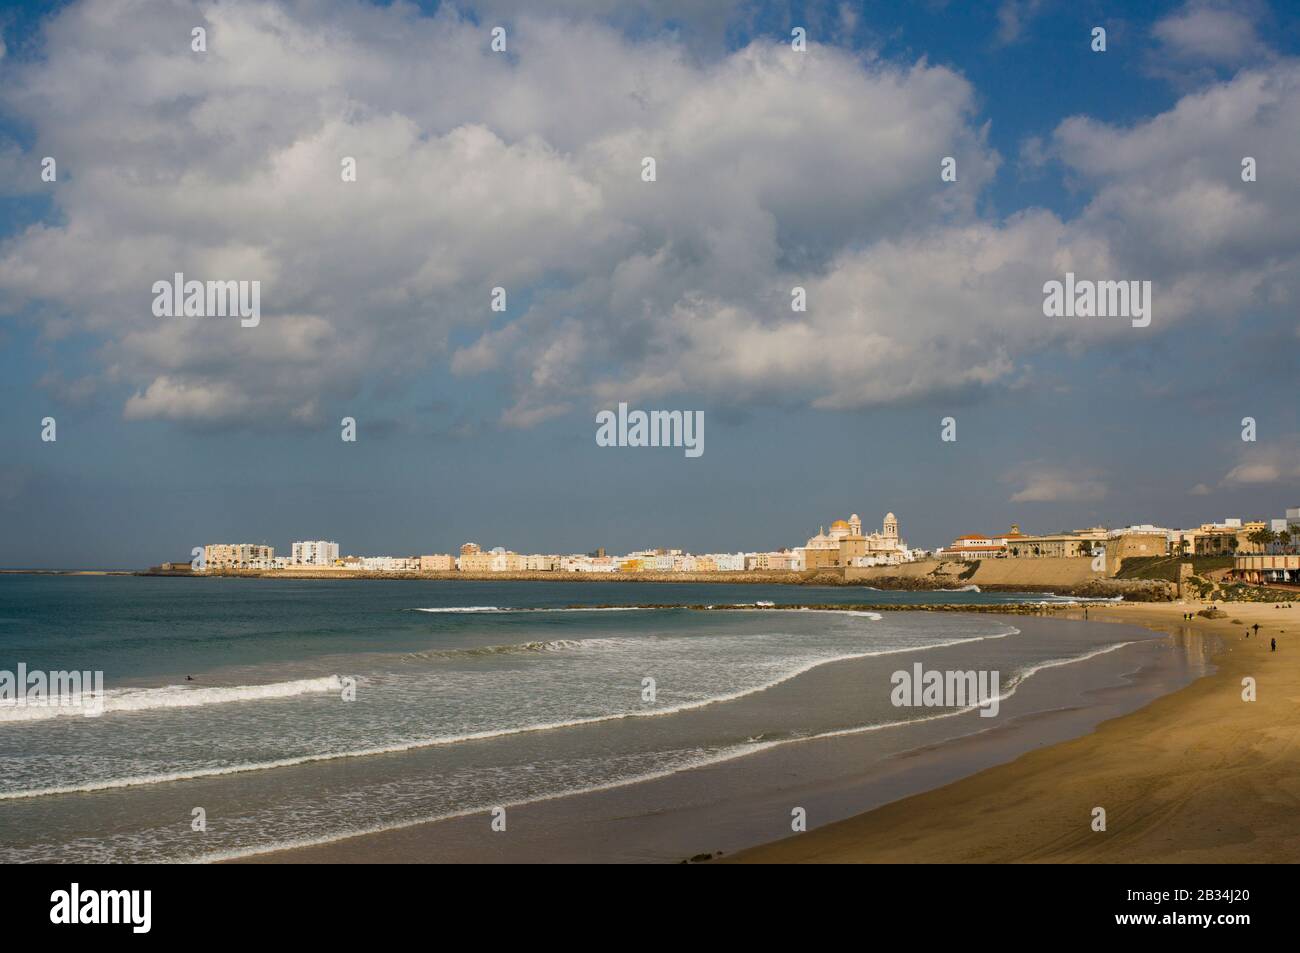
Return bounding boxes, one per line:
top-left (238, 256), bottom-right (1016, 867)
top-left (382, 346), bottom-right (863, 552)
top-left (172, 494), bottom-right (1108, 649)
top-left (292, 540), bottom-right (339, 566)
top-left (490, 552), bottom-right (525, 572)
top-left (710, 553), bottom-right (745, 571)
top-left (360, 556), bottom-right (419, 572)
top-left (559, 555), bottom-right (618, 573)
top-left (1108, 524), bottom-right (1173, 538)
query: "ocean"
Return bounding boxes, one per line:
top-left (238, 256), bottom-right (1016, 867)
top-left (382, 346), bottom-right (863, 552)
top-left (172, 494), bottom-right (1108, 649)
top-left (0, 575), bottom-right (1193, 863)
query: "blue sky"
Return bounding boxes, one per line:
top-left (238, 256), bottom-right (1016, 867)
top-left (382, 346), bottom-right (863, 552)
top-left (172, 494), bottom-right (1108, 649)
top-left (2, 0), bottom-right (1299, 568)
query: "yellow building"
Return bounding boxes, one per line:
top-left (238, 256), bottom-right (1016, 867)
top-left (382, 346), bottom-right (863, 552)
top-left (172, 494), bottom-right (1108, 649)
top-left (1195, 523), bottom-right (1267, 556)
top-left (458, 551), bottom-right (494, 572)
top-left (1006, 528), bottom-right (1107, 558)
top-left (203, 543), bottom-right (274, 570)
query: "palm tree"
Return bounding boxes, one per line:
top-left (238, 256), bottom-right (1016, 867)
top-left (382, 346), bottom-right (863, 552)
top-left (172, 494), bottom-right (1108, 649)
top-left (1247, 527), bottom-right (1274, 552)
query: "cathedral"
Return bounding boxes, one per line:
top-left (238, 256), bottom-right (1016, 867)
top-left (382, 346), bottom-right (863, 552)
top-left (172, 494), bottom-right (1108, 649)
top-left (801, 512), bottom-right (907, 569)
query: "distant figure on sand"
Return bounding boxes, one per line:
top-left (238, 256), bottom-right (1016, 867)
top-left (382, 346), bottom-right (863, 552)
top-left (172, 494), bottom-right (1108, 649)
top-left (1271, 638), bottom-right (1277, 652)
top-left (1254, 623), bottom-right (1261, 635)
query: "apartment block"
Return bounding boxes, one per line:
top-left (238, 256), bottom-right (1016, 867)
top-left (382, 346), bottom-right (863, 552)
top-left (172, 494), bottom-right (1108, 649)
top-left (203, 543), bottom-right (275, 570)
top-left (292, 540), bottom-right (339, 566)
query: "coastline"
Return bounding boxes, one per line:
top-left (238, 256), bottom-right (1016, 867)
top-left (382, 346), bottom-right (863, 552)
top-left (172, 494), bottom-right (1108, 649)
top-left (730, 600), bottom-right (1300, 863)
top-left (232, 603), bottom-right (1237, 864)
top-left (7, 558), bottom-right (1177, 599)
top-left (126, 563), bottom-right (1172, 599)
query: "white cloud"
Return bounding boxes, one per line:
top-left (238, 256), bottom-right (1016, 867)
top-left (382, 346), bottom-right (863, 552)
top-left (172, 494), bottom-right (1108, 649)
top-left (123, 376), bottom-right (257, 423)
top-left (1152, 2), bottom-right (1268, 65)
top-left (4, 0), bottom-right (1300, 432)
top-left (0, 0), bottom-right (1004, 426)
top-left (1007, 466), bottom-right (1108, 503)
top-left (1222, 444), bottom-right (1300, 485)
top-left (995, 0), bottom-right (1045, 45)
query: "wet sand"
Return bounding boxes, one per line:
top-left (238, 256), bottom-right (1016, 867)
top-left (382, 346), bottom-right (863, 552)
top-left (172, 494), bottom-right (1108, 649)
top-left (237, 610), bottom-right (1221, 863)
top-left (732, 601), bottom-right (1300, 863)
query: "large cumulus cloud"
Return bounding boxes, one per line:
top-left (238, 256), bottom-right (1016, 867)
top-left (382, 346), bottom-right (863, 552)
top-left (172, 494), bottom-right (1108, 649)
top-left (1, 0), bottom-right (1297, 430)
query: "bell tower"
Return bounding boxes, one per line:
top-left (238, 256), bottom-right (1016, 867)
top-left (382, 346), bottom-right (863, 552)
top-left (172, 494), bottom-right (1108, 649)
top-left (883, 512), bottom-right (898, 539)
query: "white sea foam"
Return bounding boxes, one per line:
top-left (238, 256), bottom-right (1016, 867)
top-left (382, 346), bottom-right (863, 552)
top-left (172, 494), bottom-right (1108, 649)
top-left (411, 606), bottom-right (502, 613)
top-left (0, 675), bottom-right (344, 725)
top-left (731, 607), bottom-right (883, 621)
top-left (0, 626), bottom-right (1017, 801)
top-left (193, 739), bottom-right (782, 864)
top-left (411, 605), bottom-right (668, 614)
top-left (537, 606), bottom-right (666, 612)
top-left (200, 632), bottom-right (1148, 865)
top-left (1030, 593), bottom-right (1125, 604)
top-left (400, 636), bottom-right (644, 661)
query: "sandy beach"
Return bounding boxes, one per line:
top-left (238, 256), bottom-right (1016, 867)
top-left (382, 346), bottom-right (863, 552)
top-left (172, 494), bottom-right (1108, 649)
top-left (732, 600), bottom-right (1300, 863)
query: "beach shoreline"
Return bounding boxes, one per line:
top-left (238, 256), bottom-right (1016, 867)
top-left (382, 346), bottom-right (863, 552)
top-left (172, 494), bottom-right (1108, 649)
top-left (227, 600), bottom-right (1270, 864)
top-left (730, 599), bottom-right (1300, 863)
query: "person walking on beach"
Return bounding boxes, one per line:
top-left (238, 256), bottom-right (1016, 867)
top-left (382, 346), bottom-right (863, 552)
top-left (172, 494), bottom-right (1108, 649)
top-left (1271, 638), bottom-right (1277, 652)
top-left (1254, 623), bottom-right (1261, 635)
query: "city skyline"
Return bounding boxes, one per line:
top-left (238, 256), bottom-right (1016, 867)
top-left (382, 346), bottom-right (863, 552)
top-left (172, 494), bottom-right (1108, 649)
top-left (170, 506), bottom-right (1297, 576)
